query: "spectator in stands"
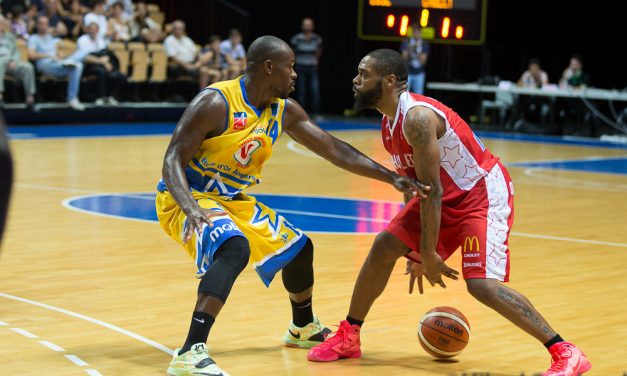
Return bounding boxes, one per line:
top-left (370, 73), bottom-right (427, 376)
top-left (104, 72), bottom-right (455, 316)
top-left (83, 0), bottom-right (110, 39)
top-left (516, 58), bottom-right (552, 128)
top-left (0, 14), bottom-right (38, 111)
top-left (38, 0), bottom-right (68, 37)
top-left (60, 0), bottom-right (84, 39)
top-left (518, 58), bottom-right (549, 88)
top-left (164, 20), bottom-right (201, 80)
top-left (219, 28), bottom-right (245, 79)
top-left (9, 5), bottom-right (32, 40)
top-left (290, 17), bottom-right (322, 118)
top-left (197, 34), bottom-right (224, 88)
top-left (559, 54), bottom-right (590, 89)
top-left (105, 0), bottom-right (132, 20)
top-left (129, 0), bottom-right (162, 43)
top-left (59, 0), bottom-right (89, 13)
top-left (76, 21), bottom-right (124, 106)
top-left (400, 22), bottom-right (430, 95)
top-left (28, 15), bottom-right (85, 110)
top-left (108, 1), bottom-right (129, 42)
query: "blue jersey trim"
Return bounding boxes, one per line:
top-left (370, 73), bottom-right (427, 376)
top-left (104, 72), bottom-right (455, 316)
top-left (281, 99), bottom-right (288, 138)
top-left (239, 76), bottom-right (263, 117)
top-left (255, 235), bottom-right (309, 287)
top-left (207, 88), bottom-right (229, 132)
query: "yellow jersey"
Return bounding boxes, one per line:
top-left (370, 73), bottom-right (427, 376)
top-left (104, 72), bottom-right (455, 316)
top-left (157, 76), bottom-right (287, 197)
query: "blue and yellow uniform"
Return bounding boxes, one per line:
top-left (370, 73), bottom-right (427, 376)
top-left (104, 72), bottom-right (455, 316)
top-left (156, 77), bottom-right (308, 286)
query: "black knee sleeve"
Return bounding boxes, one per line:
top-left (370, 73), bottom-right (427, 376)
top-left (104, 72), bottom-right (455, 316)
top-left (282, 238), bottom-right (314, 294)
top-left (197, 236), bottom-right (250, 302)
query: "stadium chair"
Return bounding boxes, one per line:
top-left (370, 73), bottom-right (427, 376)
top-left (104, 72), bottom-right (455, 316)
top-left (56, 39), bottom-right (77, 59)
top-left (15, 39), bottom-right (29, 63)
top-left (108, 42), bottom-right (130, 76)
top-left (149, 48), bottom-right (167, 82)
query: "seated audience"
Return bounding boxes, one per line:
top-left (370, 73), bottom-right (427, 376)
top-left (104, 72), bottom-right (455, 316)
top-left (60, 0), bottom-right (84, 38)
top-left (28, 15), bottom-right (85, 110)
top-left (559, 54), bottom-right (590, 89)
top-left (164, 20), bottom-right (200, 81)
top-left (105, 0), bottom-right (132, 20)
top-left (76, 21), bottom-right (124, 106)
top-left (0, 14), bottom-right (38, 111)
top-left (518, 58), bottom-right (549, 88)
top-left (107, 1), bottom-right (130, 42)
top-left (129, 1), bottom-right (162, 43)
top-left (517, 58), bottom-right (552, 127)
top-left (197, 34), bottom-right (224, 87)
top-left (37, 0), bottom-right (68, 37)
top-left (219, 28), bottom-right (245, 79)
top-left (9, 5), bottom-right (32, 40)
top-left (83, 0), bottom-right (110, 39)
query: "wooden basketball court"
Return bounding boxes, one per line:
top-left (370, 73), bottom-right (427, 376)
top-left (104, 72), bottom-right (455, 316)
top-left (1, 124), bottom-right (625, 375)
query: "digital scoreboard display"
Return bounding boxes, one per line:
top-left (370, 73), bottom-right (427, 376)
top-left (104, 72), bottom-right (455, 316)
top-left (357, 0), bottom-right (487, 45)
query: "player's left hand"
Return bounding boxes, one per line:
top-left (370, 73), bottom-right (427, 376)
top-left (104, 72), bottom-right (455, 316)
top-left (405, 259), bottom-right (425, 294)
top-left (392, 174), bottom-right (430, 199)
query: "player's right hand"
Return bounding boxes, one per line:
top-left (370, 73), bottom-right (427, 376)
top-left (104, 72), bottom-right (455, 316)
top-left (183, 207), bottom-right (227, 244)
top-left (420, 252), bottom-right (459, 289)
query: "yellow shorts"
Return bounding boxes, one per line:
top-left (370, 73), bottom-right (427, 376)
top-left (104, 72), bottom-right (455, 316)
top-left (156, 190), bottom-right (308, 286)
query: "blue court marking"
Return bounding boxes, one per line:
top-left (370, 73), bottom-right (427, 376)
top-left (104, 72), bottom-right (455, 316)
top-left (8, 122), bottom-right (176, 139)
top-left (9, 120), bottom-right (627, 149)
top-left (63, 193), bottom-right (404, 234)
top-left (510, 156), bottom-right (627, 175)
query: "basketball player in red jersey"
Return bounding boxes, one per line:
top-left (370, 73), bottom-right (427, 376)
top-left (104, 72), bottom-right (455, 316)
top-left (308, 49), bottom-right (591, 375)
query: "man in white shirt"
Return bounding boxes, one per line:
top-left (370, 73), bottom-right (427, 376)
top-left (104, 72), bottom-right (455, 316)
top-left (76, 22), bottom-right (125, 106)
top-left (84, 0), bottom-right (110, 40)
top-left (164, 20), bottom-right (202, 82)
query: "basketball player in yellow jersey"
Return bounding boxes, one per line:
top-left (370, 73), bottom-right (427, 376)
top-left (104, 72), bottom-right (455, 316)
top-left (156, 36), bottom-right (428, 376)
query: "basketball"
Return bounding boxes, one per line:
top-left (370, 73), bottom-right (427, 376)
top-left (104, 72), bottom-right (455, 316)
top-left (417, 306), bottom-right (471, 358)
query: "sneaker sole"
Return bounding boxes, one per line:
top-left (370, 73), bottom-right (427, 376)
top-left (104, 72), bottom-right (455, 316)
top-left (307, 349), bottom-right (361, 362)
top-left (283, 338), bottom-right (324, 349)
top-left (577, 357), bottom-right (592, 374)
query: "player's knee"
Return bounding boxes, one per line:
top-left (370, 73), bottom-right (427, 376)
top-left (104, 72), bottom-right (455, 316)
top-left (282, 238), bottom-right (314, 293)
top-left (372, 231), bottom-right (406, 261)
top-left (214, 235), bottom-right (250, 272)
top-left (197, 236), bottom-right (250, 302)
top-left (466, 278), bottom-right (497, 303)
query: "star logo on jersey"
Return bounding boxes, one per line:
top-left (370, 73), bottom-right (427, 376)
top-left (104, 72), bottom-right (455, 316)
top-left (233, 112), bottom-right (248, 130)
top-left (441, 145), bottom-right (463, 169)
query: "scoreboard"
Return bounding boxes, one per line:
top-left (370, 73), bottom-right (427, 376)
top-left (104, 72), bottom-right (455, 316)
top-left (357, 0), bottom-right (487, 45)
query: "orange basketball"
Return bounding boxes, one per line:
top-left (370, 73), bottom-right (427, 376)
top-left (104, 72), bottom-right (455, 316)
top-left (417, 306), bottom-right (471, 358)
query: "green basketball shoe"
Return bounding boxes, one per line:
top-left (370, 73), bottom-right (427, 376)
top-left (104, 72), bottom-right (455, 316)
top-left (167, 343), bottom-right (229, 376)
top-left (282, 316), bottom-right (332, 349)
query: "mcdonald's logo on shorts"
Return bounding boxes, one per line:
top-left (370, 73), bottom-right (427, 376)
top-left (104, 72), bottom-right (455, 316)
top-left (463, 236), bottom-right (480, 253)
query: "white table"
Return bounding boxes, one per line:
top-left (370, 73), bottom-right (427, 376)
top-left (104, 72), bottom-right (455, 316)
top-left (426, 82), bottom-right (627, 102)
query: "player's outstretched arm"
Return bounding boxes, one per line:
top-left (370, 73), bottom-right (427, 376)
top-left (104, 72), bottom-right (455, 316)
top-left (162, 90), bottom-right (227, 242)
top-left (284, 99), bottom-right (429, 198)
top-left (403, 107), bottom-right (458, 287)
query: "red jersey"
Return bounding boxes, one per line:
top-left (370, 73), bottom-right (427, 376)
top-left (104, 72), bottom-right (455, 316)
top-left (381, 92), bottom-right (500, 205)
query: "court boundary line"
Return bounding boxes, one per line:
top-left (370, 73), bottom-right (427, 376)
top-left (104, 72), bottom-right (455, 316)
top-left (1, 317), bottom-right (106, 375)
top-left (0, 293), bottom-right (174, 355)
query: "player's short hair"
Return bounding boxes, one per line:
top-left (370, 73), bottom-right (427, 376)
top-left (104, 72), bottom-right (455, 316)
top-left (246, 35), bottom-right (290, 65)
top-left (366, 49), bottom-right (408, 83)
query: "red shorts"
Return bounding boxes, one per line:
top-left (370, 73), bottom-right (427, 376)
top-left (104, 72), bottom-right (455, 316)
top-left (387, 163), bottom-right (514, 281)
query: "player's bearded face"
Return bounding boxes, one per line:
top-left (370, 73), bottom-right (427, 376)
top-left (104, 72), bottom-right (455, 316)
top-left (354, 78), bottom-right (383, 111)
